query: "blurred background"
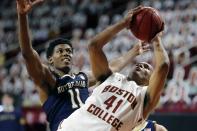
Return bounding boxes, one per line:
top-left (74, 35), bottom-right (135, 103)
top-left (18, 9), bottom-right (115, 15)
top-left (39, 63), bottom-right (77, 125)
top-left (0, 0), bottom-right (197, 131)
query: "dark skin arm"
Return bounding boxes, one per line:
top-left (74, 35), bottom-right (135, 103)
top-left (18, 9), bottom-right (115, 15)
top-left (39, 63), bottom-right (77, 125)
top-left (109, 41), bottom-right (149, 73)
top-left (17, 0), bottom-right (55, 104)
top-left (143, 34), bottom-right (170, 118)
top-left (88, 6), bottom-right (144, 83)
top-left (87, 41), bottom-right (150, 87)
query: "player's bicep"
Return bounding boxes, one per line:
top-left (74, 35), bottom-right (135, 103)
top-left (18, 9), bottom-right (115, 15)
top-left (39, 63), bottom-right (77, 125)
top-left (88, 44), bottom-right (112, 82)
top-left (148, 65), bottom-right (168, 102)
top-left (85, 70), bottom-right (96, 87)
top-left (23, 49), bottom-right (49, 84)
top-left (143, 64), bottom-right (168, 117)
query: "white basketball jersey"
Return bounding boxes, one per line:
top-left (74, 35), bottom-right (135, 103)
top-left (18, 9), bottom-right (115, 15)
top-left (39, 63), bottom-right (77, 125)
top-left (57, 73), bottom-right (147, 131)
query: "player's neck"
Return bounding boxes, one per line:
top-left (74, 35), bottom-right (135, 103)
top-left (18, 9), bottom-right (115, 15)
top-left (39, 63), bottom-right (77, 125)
top-left (127, 76), bottom-right (147, 86)
top-left (50, 66), bottom-right (72, 77)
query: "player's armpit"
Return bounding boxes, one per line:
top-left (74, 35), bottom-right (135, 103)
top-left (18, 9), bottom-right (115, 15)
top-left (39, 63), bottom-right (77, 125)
top-left (143, 92), bottom-right (150, 110)
top-left (97, 72), bottom-right (112, 83)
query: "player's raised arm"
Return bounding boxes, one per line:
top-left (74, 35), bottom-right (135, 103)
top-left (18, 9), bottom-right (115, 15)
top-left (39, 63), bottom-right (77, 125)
top-left (109, 41), bottom-right (150, 73)
top-left (17, 0), bottom-right (55, 103)
top-left (143, 34), bottom-right (170, 118)
top-left (88, 6), bottom-right (143, 82)
top-left (87, 41), bottom-right (150, 86)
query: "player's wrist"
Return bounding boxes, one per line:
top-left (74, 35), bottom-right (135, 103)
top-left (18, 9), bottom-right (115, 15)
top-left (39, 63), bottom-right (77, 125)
top-left (18, 11), bottom-right (27, 16)
top-left (119, 19), bottom-right (128, 28)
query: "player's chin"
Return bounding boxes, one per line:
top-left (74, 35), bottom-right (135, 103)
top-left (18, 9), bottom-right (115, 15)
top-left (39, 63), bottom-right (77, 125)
top-left (62, 63), bottom-right (71, 68)
top-left (63, 60), bottom-right (71, 66)
top-left (133, 70), bottom-right (141, 76)
top-left (59, 65), bottom-right (71, 72)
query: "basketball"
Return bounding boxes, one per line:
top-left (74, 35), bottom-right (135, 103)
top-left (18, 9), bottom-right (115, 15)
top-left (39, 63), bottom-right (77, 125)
top-left (130, 7), bottom-right (164, 42)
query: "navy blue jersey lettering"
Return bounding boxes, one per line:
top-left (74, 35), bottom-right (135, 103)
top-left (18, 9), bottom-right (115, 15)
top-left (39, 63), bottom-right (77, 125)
top-left (42, 72), bottom-right (89, 131)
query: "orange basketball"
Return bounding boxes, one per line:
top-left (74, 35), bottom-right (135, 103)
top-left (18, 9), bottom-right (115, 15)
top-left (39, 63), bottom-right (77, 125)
top-left (130, 7), bottom-right (164, 42)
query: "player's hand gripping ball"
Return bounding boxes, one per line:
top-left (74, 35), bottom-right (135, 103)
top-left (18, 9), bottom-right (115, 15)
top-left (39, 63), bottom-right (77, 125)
top-left (130, 7), bottom-right (164, 42)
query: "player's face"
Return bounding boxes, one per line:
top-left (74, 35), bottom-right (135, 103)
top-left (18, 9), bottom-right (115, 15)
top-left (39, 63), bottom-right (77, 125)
top-left (50, 44), bottom-right (73, 70)
top-left (129, 62), bottom-right (153, 86)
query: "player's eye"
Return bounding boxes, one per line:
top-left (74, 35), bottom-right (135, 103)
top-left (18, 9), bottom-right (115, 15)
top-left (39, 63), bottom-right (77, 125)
top-left (57, 49), bottom-right (63, 54)
top-left (65, 49), bottom-right (72, 54)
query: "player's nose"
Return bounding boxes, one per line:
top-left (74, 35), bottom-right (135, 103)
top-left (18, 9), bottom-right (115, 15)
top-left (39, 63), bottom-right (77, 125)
top-left (137, 64), bottom-right (143, 68)
top-left (62, 50), bottom-right (68, 56)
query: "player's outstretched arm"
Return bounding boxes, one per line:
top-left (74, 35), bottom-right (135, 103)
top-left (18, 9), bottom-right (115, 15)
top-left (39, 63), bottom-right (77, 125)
top-left (88, 6), bottom-right (143, 82)
top-left (17, 0), bottom-right (55, 103)
top-left (143, 34), bottom-right (170, 118)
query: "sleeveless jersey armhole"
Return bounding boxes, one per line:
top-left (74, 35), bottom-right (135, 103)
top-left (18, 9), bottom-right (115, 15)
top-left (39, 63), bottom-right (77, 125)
top-left (143, 92), bottom-right (150, 110)
top-left (140, 87), bottom-right (148, 121)
top-left (47, 70), bottom-right (59, 95)
top-left (97, 70), bottom-right (113, 83)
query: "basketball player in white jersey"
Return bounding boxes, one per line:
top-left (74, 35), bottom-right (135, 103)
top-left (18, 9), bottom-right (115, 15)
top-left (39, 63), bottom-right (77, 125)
top-left (57, 6), bottom-right (169, 131)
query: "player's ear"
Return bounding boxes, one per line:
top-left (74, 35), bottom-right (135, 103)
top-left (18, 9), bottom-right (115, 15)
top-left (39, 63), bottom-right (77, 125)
top-left (48, 57), bottom-right (53, 65)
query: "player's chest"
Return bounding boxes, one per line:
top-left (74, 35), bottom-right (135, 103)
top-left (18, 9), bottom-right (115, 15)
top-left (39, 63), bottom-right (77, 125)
top-left (56, 74), bottom-right (87, 94)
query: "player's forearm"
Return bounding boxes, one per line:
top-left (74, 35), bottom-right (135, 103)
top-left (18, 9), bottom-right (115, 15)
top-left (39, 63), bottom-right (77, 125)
top-left (153, 38), bottom-right (169, 68)
top-left (109, 49), bottom-right (137, 72)
top-left (18, 13), bottom-right (33, 55)
top-left (89, 19), bottom-right (127, 49)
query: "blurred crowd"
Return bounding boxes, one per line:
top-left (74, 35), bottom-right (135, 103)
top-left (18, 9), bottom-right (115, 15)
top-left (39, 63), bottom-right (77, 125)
top-left (0, 0), bottom-right (197, 113)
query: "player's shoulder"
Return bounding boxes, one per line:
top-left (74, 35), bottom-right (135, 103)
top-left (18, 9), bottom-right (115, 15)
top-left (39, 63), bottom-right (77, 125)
top-left (77, 71), bottom-right (87, 76)
top-left (75, 72), bottom-right (88, 80)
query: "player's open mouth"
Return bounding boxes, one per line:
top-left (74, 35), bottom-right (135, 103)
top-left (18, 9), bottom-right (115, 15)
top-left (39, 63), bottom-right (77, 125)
top-left (62, 57), bottom-right (71, 62)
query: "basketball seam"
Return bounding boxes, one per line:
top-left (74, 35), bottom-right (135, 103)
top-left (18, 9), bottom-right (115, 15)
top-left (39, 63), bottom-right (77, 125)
top-left (157, 13), bottom-right (163, 32)
top-left (149, 10), bottom-right (154, 42)
top-left (153, 11), bottom-right (162, 37)
top-left (138, 9), bottom-right (148, 38)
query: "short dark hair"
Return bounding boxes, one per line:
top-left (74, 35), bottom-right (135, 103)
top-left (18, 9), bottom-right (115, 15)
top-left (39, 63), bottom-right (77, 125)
top-left (46, 38), bottom-right (72, 59)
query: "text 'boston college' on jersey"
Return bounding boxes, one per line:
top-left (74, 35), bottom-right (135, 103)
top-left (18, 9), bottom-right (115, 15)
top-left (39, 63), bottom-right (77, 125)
top-left (57, 73), bottom-right (147, 131)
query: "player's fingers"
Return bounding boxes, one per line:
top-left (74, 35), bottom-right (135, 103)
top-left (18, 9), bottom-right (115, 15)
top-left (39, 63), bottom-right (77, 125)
top-left (127, 5), bottom-right (143, 15)
top-left (136, 40), bottom-right (142, 47)
top-left (136, 41), bottom-right (143, 54)
top-left (132, 5), bottom-right (143, 12)
top-left (142, 44), bottom-right (150, 50)
top-left (142, 44), bottom-right (151, 53)
top-left (132, 5), bottom-right (144, 14)
top-left (32, 0), bottom-right (44, 6)
top-left (141, 41), bottom-right (147, 46)
top-left (31, 0), bottom-right (44, 6)
top-left (16, 0), bottom-right (19, 5)
top-left (17, 0), bottom-right (24, 5)
top-left (27, 0), bottom-right (33, 5)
